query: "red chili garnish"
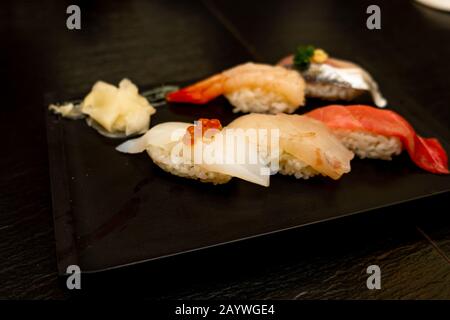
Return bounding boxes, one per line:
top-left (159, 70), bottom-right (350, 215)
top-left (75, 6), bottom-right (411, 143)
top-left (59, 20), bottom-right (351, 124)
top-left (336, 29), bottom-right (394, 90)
top-left (183, 118), bottom-right (222, 145)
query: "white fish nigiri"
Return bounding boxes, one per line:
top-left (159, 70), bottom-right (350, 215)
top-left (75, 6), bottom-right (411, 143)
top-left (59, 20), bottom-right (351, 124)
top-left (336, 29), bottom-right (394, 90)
top-left (227, 113), bottom-right (354, 180)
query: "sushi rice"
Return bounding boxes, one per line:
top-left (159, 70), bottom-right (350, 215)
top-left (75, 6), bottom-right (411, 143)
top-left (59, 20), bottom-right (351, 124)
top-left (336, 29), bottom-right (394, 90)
top-left (334, 130), bottom-right (402, 161)
top-left (147, 145), bottom-right (231, 185)
top-left (226, 88), bottom-right (299, 114)
top-left (278, 152), bottom-right (319, 179)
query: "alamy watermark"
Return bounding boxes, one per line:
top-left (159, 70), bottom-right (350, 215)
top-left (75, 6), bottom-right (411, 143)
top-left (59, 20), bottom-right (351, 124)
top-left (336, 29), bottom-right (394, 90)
top-left (66, 265), bottom-right (81, 290)
top-left (366, 5), bottom-right (381, 30)
top-left (66, 5), bottom-right (81, 30)
top-left (66, 5), bottom-right (381, 31)
top-left (366, 265), bottom-right (381, 290)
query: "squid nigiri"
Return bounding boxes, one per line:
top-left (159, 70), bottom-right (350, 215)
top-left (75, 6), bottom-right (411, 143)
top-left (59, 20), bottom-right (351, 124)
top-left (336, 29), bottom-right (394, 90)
top-left (166, 63), bottom-right (306, 114)
top-left (306, 105), bottom-right (449, 174)
top-left (277, 45), bottom-right (387, 108)
top-left (116, 118), bottom-right (270, 186)
top-left (227, 113), bottom-right (354, 180)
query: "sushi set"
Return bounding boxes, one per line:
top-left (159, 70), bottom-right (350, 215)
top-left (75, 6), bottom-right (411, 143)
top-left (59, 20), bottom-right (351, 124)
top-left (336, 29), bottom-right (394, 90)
top-left (47, 45), bottom-right (450, 272)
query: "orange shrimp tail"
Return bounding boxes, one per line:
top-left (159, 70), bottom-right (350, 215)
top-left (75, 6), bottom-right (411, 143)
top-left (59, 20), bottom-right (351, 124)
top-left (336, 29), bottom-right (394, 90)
top-left (166, 88), bottom-right (211, 104)
top-left (166, 74), bottom-right (225, 104)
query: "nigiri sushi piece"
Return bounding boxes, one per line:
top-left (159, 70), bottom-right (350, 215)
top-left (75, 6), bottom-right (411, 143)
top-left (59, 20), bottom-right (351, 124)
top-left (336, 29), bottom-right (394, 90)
top-left (306, 105), bottom-right (449, 174)
top-left (227, 113), bottom-right (354, 180)
top-left (116, 118), bottom-right (270, 186)
top-left (277, 46), bottom-right (387, 108)
top-left (166, 63), bottom-right (306, 114)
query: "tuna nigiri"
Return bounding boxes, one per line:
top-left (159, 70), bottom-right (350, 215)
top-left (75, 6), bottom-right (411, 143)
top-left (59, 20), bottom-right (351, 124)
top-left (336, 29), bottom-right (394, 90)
top-left (306, 105), bottom-right (449, 174)
top-left (166, 63), bottom-right (306, 114)
top-left (227, 113), bottom-right (354, 180)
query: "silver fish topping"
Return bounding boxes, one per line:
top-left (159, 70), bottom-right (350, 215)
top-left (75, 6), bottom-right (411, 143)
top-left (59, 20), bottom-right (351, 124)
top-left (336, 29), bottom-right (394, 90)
top-left (278, 55), bottom-right (387, 108)
top-left (304, 62), bottom-right (387, 108)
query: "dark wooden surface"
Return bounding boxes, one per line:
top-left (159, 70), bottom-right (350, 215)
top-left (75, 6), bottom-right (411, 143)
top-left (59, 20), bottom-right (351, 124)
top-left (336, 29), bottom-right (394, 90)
top-left (1, 0), bottom-right (450, 299)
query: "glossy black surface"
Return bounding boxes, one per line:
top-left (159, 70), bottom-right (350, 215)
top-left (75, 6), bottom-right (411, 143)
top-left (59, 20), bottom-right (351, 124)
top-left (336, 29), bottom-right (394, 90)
top-left (2, 0), bottom-right (450, 299)
top-left (48, 91), bottom-right (450, 273)
top-left (47, 1), bottom-right (450, 273)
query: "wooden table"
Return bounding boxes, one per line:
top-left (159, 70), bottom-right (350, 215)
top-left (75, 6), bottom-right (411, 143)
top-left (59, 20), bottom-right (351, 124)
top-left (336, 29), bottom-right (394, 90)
top-left (1, 0), bottom-right (449, 299)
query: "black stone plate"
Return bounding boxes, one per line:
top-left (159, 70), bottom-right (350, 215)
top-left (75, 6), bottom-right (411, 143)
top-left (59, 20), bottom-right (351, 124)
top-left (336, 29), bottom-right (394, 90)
top-left (47, 92), bottom-right (450, 274)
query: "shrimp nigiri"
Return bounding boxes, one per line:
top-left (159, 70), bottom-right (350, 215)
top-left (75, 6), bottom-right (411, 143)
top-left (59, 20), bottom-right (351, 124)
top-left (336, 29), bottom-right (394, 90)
top-left (167, 63), bottom-right (306, 114)
top-left (227, 113), bottom-right (354, 180)
top-left (306, 105), bottom-right (449, 174)
top-left (277, 45), bottom-right (387, 108)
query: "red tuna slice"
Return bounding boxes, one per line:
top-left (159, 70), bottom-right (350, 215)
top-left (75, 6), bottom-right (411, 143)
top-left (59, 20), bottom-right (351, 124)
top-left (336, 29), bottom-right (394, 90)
top-left (306, 105), bottom-right (449, 174)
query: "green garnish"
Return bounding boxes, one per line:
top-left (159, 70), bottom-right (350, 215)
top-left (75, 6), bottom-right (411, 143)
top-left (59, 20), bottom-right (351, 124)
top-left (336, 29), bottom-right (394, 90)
top-left (294, 45), bottom-right (316, 71)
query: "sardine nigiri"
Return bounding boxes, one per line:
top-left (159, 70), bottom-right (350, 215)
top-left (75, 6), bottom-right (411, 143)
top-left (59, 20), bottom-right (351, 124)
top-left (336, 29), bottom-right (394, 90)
top-left (277, 45), bottom-right (387, 108)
